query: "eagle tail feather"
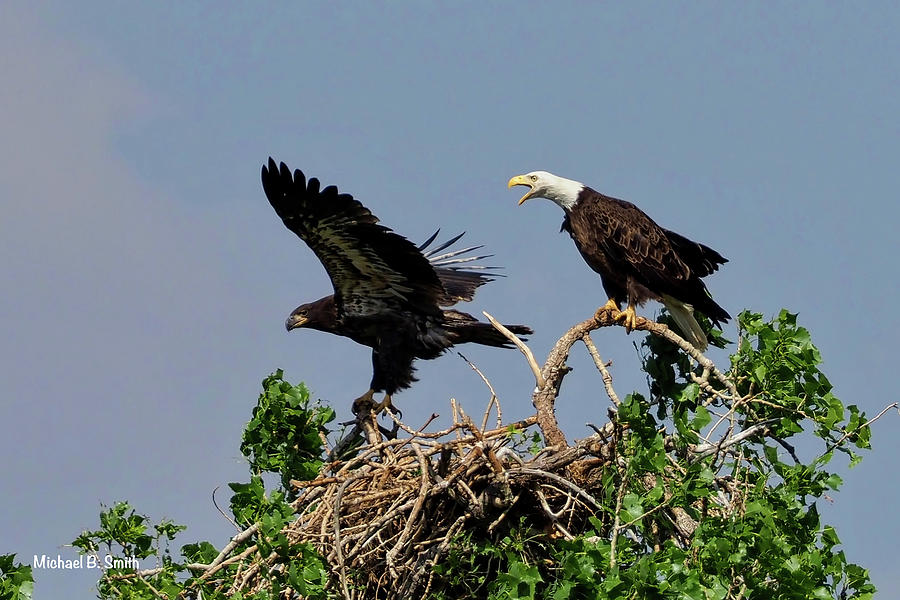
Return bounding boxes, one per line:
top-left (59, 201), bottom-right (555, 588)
top-left (454, 322), bottom-right (533, 348)
top-left (443, 310), bottom-right (533, 348)
top-left (661, 296), bottom-right (708, 352)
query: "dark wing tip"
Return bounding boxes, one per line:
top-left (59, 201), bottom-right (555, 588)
top-left (418, 229), bottom-right (441, 252)
top-left (508, 325), bottom-right (534, 336)
top-left (262, 157), bottom-right (277, 188)
top-left (424, 231), bottom-right (467, 256)
top-left (262, 158), bottom-right (308, 194)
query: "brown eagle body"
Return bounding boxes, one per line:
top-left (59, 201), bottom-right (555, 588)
top-left (262, 159), bottom-right (532, 408)
top-left (509, 171), bottom-right (729, 350)
top-left (563, 188), bottom-right (730, 325)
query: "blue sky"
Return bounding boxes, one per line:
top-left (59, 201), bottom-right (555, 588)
top-left (2, 3), bottom-right (898, 596)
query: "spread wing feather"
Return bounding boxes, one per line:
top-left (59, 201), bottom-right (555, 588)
top-left (261, 158), bottom-right (444, 318)
top-left (419, 230), bottom-right (500, 306)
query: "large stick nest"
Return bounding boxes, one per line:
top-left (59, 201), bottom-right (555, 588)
top-left (281, 407), bottom-right (616, 599)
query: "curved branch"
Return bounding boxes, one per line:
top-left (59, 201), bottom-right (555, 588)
top-left (483, 311), bottom-right (545, 388)
top-left (531, 308), bottom-right (623, 447)
top-left (533, 307), bottom-right (738, 448)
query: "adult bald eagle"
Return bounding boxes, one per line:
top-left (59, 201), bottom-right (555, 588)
top-left (509, 171), bottom-right (729, 350)
top-left (262, 158), bottom-right (532, 411)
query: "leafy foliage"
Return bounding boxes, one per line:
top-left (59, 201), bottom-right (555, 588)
top-left (0, 555), bottom-right (33, 600)
top-left (241, 369), bottom-right (335, 493)
top-left (732, 310), bottom-right (872, 459)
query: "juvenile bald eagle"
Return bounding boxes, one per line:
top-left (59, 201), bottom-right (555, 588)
top-left (509, 171), bottom-right (729, 350)
top-left (262, 158), bottom-right (532, 411)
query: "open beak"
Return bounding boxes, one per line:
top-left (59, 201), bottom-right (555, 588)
top-left (507, 175), bottom-right (535, 205)
top-left (285, 314), bottom-right (307, 331)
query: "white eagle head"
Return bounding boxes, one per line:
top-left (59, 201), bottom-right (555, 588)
top-left (507, 170), bottom-right (584, 210)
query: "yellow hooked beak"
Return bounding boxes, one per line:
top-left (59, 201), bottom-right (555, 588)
top-left (507, 175), bottom-right (535, 205)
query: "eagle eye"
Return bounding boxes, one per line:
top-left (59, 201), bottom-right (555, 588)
top-left (530, 175), bottom-right (538, 182)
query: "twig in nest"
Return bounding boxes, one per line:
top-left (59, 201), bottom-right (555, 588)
top-left (329, 423), bottom-right (364, 462)
top-left (383, 407), bottom-right (439, 446)
top-left (487, 491), bottom-right (522, 533)
top-left (483, 311), bottom-right (545, 389)
top-left (457, 352), bottom-right (502, 431)
top-left (421, 514), bottom-right (470, 598)
top-left (536, 488), bottom-right (566, 520)
top-left (333, 470), bottom-right (375, 599)
top-left (385, 444), bottom-right (431, 575)
top-left (360, 408), bottom-right (383, 447)
top-left (507, 468), bottom-right (606, 514)
top-left (450, 398), bottom-right (463, 439)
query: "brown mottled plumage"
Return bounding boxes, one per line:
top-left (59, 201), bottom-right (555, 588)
top-left (262, 159), bottom-right (532, 407)
top-left (510, 170), bottom-right (728, 350)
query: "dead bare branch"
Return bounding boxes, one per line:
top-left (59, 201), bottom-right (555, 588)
top-left (457, 352), bottom-right (502, 431)
top-left (483, 311), bottom-right (545, 388)
top-left (582, 333), bottom-right (620, 406)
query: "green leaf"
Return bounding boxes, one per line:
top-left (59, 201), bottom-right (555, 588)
top-left (623, 493), bottom-right (644, 521)
top-left (181, 541), bottom-right (218, 564)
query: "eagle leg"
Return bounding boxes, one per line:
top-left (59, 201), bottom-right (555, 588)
top-left (351, 389), bottom-right (377, 415)
top-left (595, 298), bottom-right (620, 320)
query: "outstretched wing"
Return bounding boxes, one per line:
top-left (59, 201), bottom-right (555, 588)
top-left (262, 158), bottom-right (444, 318)
top-left (418, 230), bottom-right (501, 306)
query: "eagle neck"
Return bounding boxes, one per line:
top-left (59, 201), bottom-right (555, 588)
top-left (545, 179), bottom-right (584, 212)
top-left (308, 296), bottom-right (341, 334)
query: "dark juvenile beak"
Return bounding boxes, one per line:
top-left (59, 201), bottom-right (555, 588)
top-left (285, 313), bottom-right (307, 331)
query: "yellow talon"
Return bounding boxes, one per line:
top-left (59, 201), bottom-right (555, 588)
top-left (619, 304), bottom-right (639, 333)
top-left (595, 298), bottom-right (620, 320)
